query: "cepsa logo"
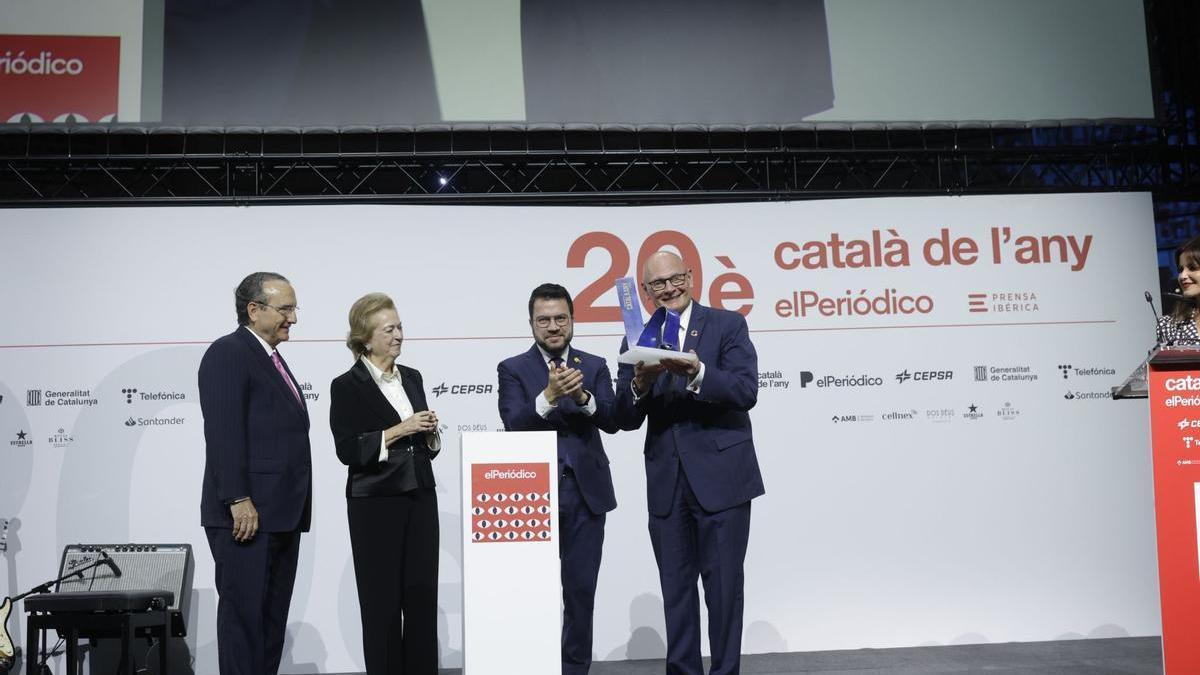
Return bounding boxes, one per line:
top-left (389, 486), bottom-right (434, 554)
top-left (431, 383), bottom-right (494, 398)
top-left (1, 35), bottom-right (120, 123)
top-left (566, 231), bottom-right (754, 322)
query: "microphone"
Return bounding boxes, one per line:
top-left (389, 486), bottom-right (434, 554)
top-left (100, 550), bottom-right (123, 578)
top-left (1145, 291), bottom-right (1162, 322)
top-left (1146, 291), bottom-right (1168, 348)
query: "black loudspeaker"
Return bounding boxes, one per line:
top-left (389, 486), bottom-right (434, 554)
top-left (56, 544), bottom-right (194, 637)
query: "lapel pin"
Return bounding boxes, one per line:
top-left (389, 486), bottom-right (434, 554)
top-left (573, 356), bottom-right (581, 364)
top-left (690, 329), bottom-right (699, 337)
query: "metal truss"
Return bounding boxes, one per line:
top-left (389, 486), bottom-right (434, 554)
top-left (0, 122), bottom-right (1196, 206)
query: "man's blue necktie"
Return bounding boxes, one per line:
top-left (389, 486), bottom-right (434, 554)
top-left (661, 310), bottom-right (681, 351)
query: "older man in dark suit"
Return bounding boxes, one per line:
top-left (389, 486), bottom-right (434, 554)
top-left (497, 283), bottom-right (620, 675)
top-left (199, 271), bottom-right (311, 675)
top-left (615, 252), bottom-right (765, 675)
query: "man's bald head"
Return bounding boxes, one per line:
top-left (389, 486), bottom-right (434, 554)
top-left (642, 251), bottom-right (693, 314)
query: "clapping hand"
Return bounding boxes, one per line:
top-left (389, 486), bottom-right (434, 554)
top-left (544, 363), bottom-right (584, 404)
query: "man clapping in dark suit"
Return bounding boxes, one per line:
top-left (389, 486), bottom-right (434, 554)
top-left (198, 272), bottom-right (311, 675)
top-left (615, 252), bottom-right (765, 675)
top-left (497, 283), bottom-right (620, 675)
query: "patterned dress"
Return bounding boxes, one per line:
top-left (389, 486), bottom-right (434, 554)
top-left (1157, 315), bottom-right (1200, 345)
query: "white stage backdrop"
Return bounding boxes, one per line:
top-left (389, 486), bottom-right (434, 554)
top-left (0, 193), bottom-right (1162, 672)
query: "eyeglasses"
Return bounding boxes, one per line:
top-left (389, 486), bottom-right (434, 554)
top-left (533, 315), bottom-right (570, 328)
top-left (645, 271), bottom-right (689, 292)
top-left (254, 301), bottom-right (299, 318)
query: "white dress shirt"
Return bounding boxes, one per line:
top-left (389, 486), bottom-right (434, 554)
top-left (244, 324), bottom-right (276, 357)
top-left (361, 356), bottom-right (440, 461)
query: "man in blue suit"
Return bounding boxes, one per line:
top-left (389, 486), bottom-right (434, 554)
top-left (198, 272), bottom-right (312, 675)
top-left (497, 283), bottom-right (620, 675)
top-left (615, 252), bottom-right (765, 675)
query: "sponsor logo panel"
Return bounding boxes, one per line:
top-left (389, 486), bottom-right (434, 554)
top-left (432, 382), bottom-right (494, 398)
top-left (470, 463), bottom-right (552, 543)
top-left (974, 365), bottom-right (1038, 383)
top-left (757, 370), bottom-right (791, 390)
top-left (48, 428), bottom-right (73, 448)
top-left (800, 371), bottom-right (884, 389)
top-left (966, 290), bottom-right (1040, 314)
top-left (895, 369), bottom-right (953, 384)
top-left (26, 389), bottom-right (97, 407)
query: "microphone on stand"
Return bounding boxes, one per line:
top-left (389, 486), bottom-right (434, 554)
top-left (99, 550), bottom-right (123, 578)
top-left (1146, 290), bottom-right (1173, 349)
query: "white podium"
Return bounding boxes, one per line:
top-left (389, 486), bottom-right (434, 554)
top-left (460, 431), bottom-right (561, 675)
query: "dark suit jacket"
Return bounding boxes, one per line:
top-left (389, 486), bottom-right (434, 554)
top-left (329, 359), bottom-right (439, 497)
top-left (615, 303), bottom-right (765, 516)
top-left (498, 345), bottom-right (619, 514)
top-left (199, 326), bottom-right (312, 532)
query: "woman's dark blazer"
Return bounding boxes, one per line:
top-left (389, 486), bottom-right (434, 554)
top-left (329, 359), bottom-right (440, 497)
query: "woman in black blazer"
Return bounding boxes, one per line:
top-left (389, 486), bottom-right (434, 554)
top-left (329, 292), bottom-right (441, 675)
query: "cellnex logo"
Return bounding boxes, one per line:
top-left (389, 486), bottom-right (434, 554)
top-left (431, 382), bottom-right (494, 398)
top-left (800, 371), bottom-right (883, 388)
top-left (882, 409), bottom-right (918, 421)
top-left (895, 370), bottom-right (953, 384)
top-left (0, 50), bottom-right (84, 76)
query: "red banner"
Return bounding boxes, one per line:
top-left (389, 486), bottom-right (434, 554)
top-left (0, 35), bottom-right (120, 123)
top-left (469, 463), bottom-right (552, 543)
top-left (1147, 361), bottom-right (1200, 673)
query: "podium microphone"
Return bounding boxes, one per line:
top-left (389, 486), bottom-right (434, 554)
top-left (100, 550), bottom-right (123, 578)
top-left (1146, 291), bottom-right (1168, 348)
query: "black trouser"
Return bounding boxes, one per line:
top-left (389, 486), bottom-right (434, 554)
top-left (205, 528), bottom-right (301, 675)
top-left (348, 489), bottom-right (440, 675)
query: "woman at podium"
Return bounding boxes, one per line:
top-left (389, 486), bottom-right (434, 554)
top-left (1160, 236), bottom-right (1200, 345)
top-left (329, 293), bottom-right (442, 674)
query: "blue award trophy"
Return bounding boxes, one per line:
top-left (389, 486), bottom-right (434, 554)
top-left (614, 277), bottom-right (700, 367)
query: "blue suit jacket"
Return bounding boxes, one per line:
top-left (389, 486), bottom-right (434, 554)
top-left (497, 345), bottom-right (619, 514)
top-left (615, 303), bottom-right (765, 516)
top-left (199, 326), bottom-right (313, 532)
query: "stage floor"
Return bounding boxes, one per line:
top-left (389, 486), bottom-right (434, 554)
top-left (432, 636), bottom-right (1162, 675)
